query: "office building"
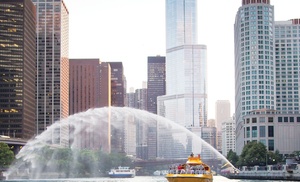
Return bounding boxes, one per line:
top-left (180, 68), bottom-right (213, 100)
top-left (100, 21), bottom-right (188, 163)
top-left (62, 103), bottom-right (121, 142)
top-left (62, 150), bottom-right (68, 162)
top-left (147, 56), bottom-right (165, 114)
top-left (99, 62), bottom-right (111, 107)
top-left (69, 59), bottom-right (102, 115)
top-left (215, 100), bottom-right (231, 132)
top-left (157, 0), bottom-right (207, 158)
top-left (234, 0), bottom-right (300, 155)
top-left (108, 62), bottom-right (126, 154)
top-left (108, 62), bottom-right (126, 107)
top-left (221, 117), bottom-right (236, 157)
top-left (0, 0), bottom-right (36, 139)
top-left (33, 0), bottom-right (69, 146)
top-left (215, 100), bottom-right (231, 153)
top-left (69, 59), bottom-right (111, 151)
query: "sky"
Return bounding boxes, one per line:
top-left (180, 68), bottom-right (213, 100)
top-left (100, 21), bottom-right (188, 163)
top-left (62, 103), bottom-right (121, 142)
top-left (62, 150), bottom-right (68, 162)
top-left (63, 0), bottom-right (300, 119)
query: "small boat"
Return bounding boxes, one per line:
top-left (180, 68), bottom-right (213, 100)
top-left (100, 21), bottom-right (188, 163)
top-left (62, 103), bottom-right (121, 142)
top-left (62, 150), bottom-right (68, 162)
top-left (165, 153), bottom-right (213, 182)
top-left (108, 166), bottom-right (135, 178)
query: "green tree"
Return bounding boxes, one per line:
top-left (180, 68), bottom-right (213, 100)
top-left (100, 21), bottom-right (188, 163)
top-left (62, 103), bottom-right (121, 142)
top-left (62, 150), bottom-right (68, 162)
top-left (0, 142), bottom-right (14, 168)
top-left (226, 149), bottom-right (239, 166)
top-left (236, 141), bottom-right (267, 167)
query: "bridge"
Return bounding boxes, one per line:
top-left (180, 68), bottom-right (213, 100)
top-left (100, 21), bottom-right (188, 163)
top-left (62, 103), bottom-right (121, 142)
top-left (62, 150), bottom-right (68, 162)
top-left (0, 135), bottom-right (27, 155)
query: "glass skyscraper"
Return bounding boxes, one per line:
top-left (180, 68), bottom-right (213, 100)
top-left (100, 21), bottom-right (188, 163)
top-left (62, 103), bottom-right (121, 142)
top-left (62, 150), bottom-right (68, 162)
top-left (0, 0), bottom-right (36, 139)
top-left (157, 0), bottom-right (208, 158)
top-left (158, 0), bottom-right (207, 128)
top-left (33, 0), bottom-right (69, 146)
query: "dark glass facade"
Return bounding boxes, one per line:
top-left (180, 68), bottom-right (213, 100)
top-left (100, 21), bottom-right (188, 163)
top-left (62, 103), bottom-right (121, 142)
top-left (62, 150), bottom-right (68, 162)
top-left (107, 62), bottom-right (126, 153)
top-left (0, 0), bottom-right (36, 139)
top-left (147, 56), bottom-right (166, 114)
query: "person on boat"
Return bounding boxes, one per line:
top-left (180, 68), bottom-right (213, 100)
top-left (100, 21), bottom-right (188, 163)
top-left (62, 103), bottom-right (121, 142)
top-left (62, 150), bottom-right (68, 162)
top-left (190, 152), bottom-right (194, 157)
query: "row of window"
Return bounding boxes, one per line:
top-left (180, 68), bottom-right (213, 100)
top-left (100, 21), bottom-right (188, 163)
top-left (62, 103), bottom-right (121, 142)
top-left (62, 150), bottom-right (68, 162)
top-left (245, 116), bottom-right (300, 124)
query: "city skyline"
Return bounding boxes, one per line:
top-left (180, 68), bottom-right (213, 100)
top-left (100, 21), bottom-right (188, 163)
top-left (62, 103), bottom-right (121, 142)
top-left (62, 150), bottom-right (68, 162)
top-left (63, 0), bottom-right (300, 119)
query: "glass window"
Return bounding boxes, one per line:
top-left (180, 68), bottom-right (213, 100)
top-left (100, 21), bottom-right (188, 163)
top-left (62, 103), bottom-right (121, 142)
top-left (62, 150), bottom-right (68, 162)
top-left (268, 139), bottom-right (274, 151)
top-left (278, 117), bottom-right (282, 122)
top-left (268, 117), bottom-right (273, 122)
top-left (252, 126), bottom-right (257, 138)
top-left (247, 127), bottom-right (250, 138)
top-left (268, 126), bottom-right (274, 137)
top-left (259, 126), bottom-right (265, 137)
top-left (259, 117), bottom-right (265, 122)
top-left (290, 117), bottom-right (294, 122)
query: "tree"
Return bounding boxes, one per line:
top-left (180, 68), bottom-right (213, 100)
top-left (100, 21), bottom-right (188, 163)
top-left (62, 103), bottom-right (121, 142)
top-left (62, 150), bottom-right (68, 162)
top-left (236, 141), bottom-right (267, 167)
top-left (0, 142), bottom-right (14, 168)
top-left (226, 149), bottom-right (239, 166)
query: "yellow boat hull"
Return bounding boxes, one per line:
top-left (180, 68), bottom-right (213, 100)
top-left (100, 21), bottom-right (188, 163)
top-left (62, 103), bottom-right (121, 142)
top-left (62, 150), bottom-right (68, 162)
top-left (166, 174), bottom-right (213, 182)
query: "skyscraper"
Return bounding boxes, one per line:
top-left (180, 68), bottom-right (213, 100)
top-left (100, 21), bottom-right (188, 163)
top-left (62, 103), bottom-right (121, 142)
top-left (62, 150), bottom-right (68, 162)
top-left (158, 0), bottom-right (207, 128)
top-left (69, 59), bottom-right (101, 115)
top-left (215, 100), bottom-right (231, 132)
top-left (108, 62), bottom-right (126, 107)
top-left (33, 0), bottom-right (69, 145)
top-left (108, 62), bottom-right (126, 153)
top-left (157, 0), bottom-right (207, 158)
top-left (147, 56), bottom-right (165, 114)
top-left (234, 0), bottom-right (300, 155)
top-left (0, 0), bottom-right (36, 139)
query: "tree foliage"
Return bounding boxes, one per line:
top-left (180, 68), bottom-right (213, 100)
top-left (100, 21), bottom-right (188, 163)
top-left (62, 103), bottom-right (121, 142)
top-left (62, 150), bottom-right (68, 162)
top-left (0, 142), bottom-right (14, 168)
top-left (15, 146), bottom-right (133, 178)
top-left (226, 149), bottom-right (239, 166)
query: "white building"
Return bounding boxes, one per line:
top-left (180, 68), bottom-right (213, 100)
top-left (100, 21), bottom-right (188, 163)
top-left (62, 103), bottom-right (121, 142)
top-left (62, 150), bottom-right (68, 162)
top-left (221, 117), bottom-right (236, 157)
top-left (234, 0), bottom-right (300, 155)
top-left (157, 0), bottom-right (207, 158)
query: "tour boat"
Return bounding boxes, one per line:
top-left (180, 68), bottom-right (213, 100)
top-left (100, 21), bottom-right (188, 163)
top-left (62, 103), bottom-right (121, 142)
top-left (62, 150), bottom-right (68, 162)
top-left (165, 153), bottom-right (213, 182)
top-left (222, 163), bottom-right (300, 181)
top-left (108, 166), bottom-right (135, 178)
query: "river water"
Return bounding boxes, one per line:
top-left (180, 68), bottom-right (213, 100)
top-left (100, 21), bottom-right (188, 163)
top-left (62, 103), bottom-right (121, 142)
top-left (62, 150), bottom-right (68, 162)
top-left (0, 176), bottom-right (292, 182)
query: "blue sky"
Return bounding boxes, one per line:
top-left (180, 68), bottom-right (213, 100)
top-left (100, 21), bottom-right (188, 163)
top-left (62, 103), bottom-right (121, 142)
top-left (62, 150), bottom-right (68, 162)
top-left (64, 0), bottom-right (300, 119)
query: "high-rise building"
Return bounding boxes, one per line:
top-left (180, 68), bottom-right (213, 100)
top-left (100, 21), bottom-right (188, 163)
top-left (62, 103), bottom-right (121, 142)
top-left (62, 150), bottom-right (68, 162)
top-left (108, 62), bottom-right (126, 107)
top-left (0, 0), bottom-right (36, 139)
top-left (234, 0), bottom-right (300, 155)
top-left (33, 0), bottom-right (69, 146)
top-left (69, 59), bottom-right (101, 115)
top-left (215, 100), bottom-right (231, 153)
top-left (99, 62), bottom-right (111, 108)
top-left (221, 117), bottom-right (236, 157)
top-left (234, 0), bottom-right (275, 154)
top-left (147, 56), bottom-right (165, 114)
top-left (215, 100), bottom-right (231, 132)
top-left (157, 0), bottom-right (207, 158)
top-left (158, 0), bottom-right (207, 128)
top-left (108, 62), bottom-right (126, 153)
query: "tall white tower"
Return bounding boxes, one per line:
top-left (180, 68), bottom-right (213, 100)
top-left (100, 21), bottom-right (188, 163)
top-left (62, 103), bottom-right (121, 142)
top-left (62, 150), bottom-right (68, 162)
top-left (234, 0), bottom-right (275, 154)
top-left (158, 0), bottom-right (207, 128)
top-left (157, 0), bottom-right (208, 158)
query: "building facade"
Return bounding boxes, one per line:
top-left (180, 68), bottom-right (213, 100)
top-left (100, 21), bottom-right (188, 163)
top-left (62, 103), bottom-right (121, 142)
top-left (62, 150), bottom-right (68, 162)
top-left (107, 62), bottom-right (126, 153)
top-left (99, 62), bottom-right (111, 108)
top-left (33, 0), bottom-right (69, 146)
top-left (215, 100), bottom-right (231, 153)
top-left (147, 56), bottom-right (165, 114)
top-left (234, 0), bottom-right (300, 155)
top-left (221, 117), bottom-right (236, 157)
top-left (234, 0), bottom-right (275, 154)
top-left (215, 100), bottom-right (231, 132)
top-left (0, 0), bottom-right (36, 139)
top-left (69, 59), bottom-right (101, 115)
top-left (157, 0), bottom-right (208, 158)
